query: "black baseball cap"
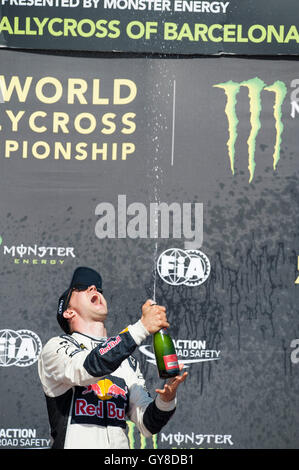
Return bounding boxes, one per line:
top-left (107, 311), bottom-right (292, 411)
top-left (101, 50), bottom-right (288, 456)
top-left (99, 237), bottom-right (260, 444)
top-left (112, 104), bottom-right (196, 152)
top-left (57, 267), bottom-right (103, 333)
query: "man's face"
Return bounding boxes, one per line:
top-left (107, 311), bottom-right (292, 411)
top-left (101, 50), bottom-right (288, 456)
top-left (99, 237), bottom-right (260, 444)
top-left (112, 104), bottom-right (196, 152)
top-left (67, 285), bottom-right (108, 322)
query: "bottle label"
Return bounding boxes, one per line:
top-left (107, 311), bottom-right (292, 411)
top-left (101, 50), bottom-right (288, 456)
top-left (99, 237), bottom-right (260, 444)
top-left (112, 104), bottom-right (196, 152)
top-left (163, 354), bottom-right (179, 371)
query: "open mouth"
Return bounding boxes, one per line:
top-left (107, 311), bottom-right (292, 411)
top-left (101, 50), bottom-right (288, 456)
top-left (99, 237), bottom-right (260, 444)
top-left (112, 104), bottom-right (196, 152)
top-left (91, 294), bottom-right (100, 304)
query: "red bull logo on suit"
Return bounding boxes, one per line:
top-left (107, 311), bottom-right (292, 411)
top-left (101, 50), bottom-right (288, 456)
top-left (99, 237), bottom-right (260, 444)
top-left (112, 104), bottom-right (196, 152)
top-left (82, 378), bottom-right (128, 401)
top-left (75, 379), bottom-right (129, 422)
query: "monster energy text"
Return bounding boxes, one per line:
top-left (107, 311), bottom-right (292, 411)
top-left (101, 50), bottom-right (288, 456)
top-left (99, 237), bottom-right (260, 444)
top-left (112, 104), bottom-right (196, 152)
top-left (2, 242), bottom-right (76, 265)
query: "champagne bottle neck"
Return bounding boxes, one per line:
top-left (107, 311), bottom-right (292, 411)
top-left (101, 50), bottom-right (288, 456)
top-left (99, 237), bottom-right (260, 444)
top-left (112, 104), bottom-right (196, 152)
top-left (159, 328), bottom-right (168, 335)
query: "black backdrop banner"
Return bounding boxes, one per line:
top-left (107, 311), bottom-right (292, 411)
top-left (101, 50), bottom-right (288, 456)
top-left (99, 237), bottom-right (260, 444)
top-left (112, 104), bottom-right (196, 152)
top-left (1, 0), bottom-right (299, 54)
top-left (0, 48), bottom-right (299, 449)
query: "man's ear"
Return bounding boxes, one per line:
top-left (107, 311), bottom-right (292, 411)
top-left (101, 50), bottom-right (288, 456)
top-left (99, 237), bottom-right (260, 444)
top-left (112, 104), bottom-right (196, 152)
top-left (63, 308), bottom-right (76, 321)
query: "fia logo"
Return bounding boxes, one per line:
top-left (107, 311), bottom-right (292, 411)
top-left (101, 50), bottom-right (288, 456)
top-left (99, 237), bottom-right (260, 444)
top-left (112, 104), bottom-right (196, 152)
top-left (0, 329), bottom-right (42, 367)
top-left (157, 248), bottom-right (211, 287)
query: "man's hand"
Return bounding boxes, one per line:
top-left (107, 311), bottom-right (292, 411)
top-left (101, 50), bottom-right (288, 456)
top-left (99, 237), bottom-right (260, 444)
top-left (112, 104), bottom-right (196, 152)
top-left (155, 364), bottom-right (188, 402)
top-left (141, 299), bottom-right (169, 334)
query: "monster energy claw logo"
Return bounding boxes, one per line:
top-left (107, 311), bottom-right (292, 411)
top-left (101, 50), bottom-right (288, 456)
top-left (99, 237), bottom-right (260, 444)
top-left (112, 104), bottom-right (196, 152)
top-left (127, 421), bottom-right (158, 449)
top-left (214, 77), bottom-right (287, 182)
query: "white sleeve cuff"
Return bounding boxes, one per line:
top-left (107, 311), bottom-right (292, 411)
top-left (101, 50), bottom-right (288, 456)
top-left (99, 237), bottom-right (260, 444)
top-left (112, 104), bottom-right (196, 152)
top-left (128, 319), bottom-right (150, 345)
top-left (155, 394), bottom-right (177, 412)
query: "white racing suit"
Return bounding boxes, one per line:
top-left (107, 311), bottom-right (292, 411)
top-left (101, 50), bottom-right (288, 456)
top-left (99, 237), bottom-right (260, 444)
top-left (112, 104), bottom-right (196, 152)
top-left (38, 320), bottom-right (176, 449)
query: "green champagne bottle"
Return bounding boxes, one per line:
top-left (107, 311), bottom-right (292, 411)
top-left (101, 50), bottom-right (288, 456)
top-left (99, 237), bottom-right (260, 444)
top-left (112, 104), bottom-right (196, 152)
top-left (153, 328), bottom-right (180, 379)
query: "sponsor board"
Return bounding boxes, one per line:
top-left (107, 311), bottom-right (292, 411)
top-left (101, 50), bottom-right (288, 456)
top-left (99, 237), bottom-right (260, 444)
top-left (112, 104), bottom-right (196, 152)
top-left (0, 0), bottom-right (298, 55)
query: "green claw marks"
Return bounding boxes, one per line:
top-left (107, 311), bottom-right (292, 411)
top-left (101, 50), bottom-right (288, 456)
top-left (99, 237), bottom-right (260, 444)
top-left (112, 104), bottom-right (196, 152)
top-left (214, 77), bottom-right (287, 182)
